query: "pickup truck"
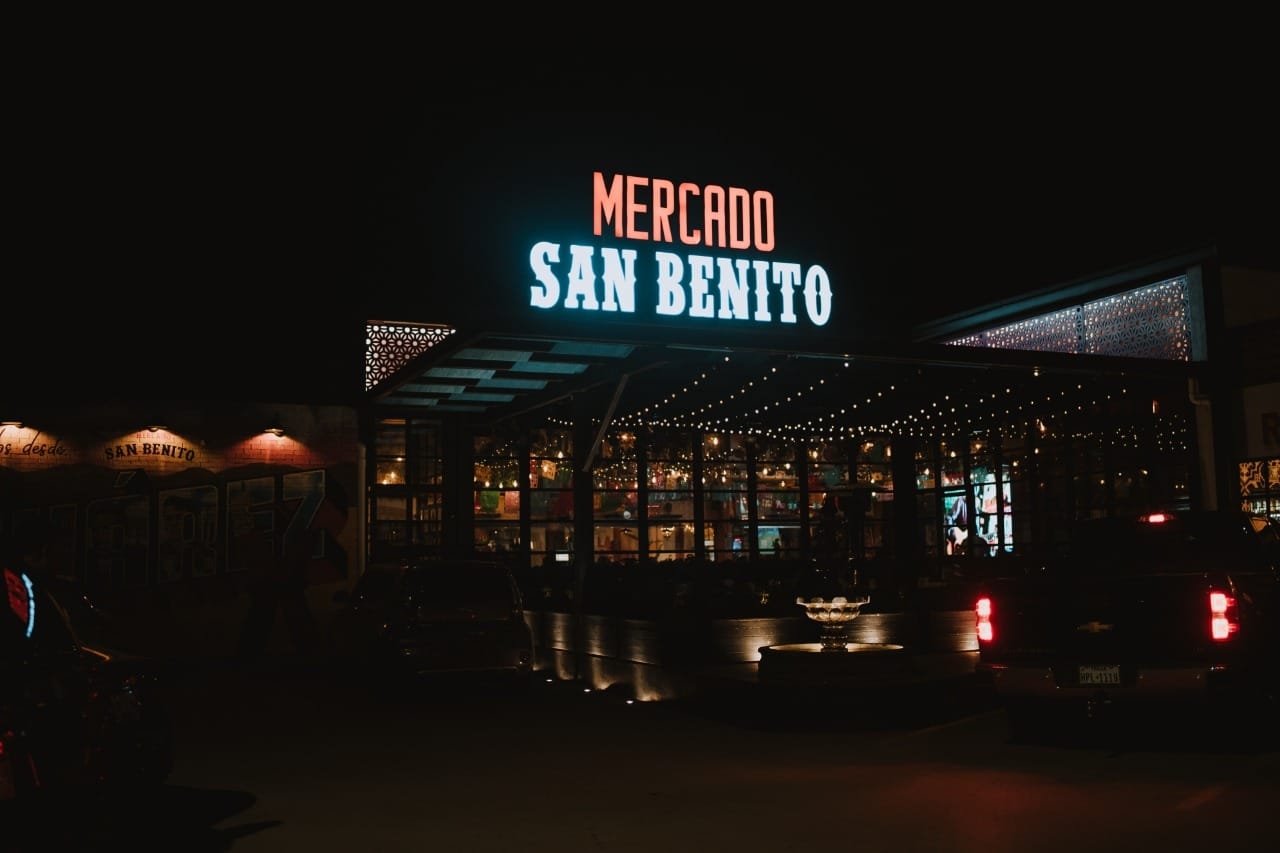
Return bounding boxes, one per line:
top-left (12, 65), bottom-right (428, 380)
top-left (973, 509), bottom-right (1280, 741)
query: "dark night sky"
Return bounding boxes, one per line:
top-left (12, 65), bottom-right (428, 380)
top-left (12, 57), bottom-right (1278, 408)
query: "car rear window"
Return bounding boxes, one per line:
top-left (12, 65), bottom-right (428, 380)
top-left (1061, 513), bottom-right (1268, 575)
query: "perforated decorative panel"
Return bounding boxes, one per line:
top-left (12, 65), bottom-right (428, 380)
top-left (365, 323), bottom-right (455, 391)
top-left (945, 276), bottom-right (1191, 361)
top-left (947, 307), bottom-right (1080, 352)
top-left (1082, 278), bottom-right (1190, 360)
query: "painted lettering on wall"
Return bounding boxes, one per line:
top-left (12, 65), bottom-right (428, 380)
top-left (104, 442), bottom-right (197, 463)
top-left (0, 428), bottom-right (68, 458)
top-left (528, 172), bottom-right (833, 328)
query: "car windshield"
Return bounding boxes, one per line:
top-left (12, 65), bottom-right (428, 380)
top-left (1060, 512), bottom-right (1269, 575)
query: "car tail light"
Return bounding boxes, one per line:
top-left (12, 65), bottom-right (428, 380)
top-left (975, 596), bottom-right (994, 643)
top-left (1209, 591), bottom-right (1238, 641)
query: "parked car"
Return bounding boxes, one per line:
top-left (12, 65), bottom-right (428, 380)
top-left (1, 562), bottom-right (174, 808)
top-left (339, 559), bottom-right (536, 691)
top-left (974, 509), bottom-right (1280, 741)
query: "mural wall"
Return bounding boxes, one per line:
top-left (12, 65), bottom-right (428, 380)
top-left (0, 403), bottom-right (359, 656)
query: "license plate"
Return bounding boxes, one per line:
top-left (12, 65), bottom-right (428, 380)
top-left (1078, 664), bottom-right (1121, 686)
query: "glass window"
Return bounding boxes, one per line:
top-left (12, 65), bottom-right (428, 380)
top-left (856, 437), bottom-right (894, 492)
top-left (645, 521), bottom-right (696, 561)
top-left (807, 441), bottom-right (848, 490)
top-left (529, 427), bottom-right (573, 460)
top-left (529, 426), bottom-right (574, 523)
top-left (648, 429), bottom-right (693, 462)
top-left (375, 418), bottom-right (407, 485)
top-left (939, 439), bottom-right (965, 488)
top-left (941, 489), bottom-right (969, 556)
top-left (594, 427), bottom-right (639, 521)
top-left (646, 429), bottom-right (694, 527)
top-left (530, 522), bottom-right (574, 562)
top-left (410, 422), bottom-right (444, 485)
top-left (914, 444), bottom-right (936, 491)
top-left (372, 418), bottom-right (444, 564)
top-left (917, 491), bottom-right (941, 559)
top-left (475, 523), bottom-right (521, 554)
top-left (757, 437), bottom-right (800, 523)
top-left (704, 520), bottom-right (748, 564)
top-left (375, 418), bottom-right (406, 456)
top-left (375, 458), bottom-right (406, 486)
top-left (593, 522), bottom-right (639, 563)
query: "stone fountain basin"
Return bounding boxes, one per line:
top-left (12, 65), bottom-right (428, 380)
top-left (757, 641), bottom-right (910, 687)
top-left (765, 642), bottom-right (905, 654)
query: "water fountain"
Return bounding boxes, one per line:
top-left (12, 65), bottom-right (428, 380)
top-left (794, 594), bottom-right (873, 651)
top-left (756, 594), bottom-right (908, 686)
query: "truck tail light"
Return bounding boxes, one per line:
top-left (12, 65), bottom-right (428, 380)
top-left (975, 596), bottom-right (994, 644)
top-left (1209, 591), bottom-right (1238, 641)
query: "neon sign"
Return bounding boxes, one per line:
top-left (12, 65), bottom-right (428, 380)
top-left (528, 172), bottom-right (833, 328)
top-left (3, 568), bottom-right (36, 639)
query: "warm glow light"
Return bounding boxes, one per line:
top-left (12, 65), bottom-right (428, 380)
top-left (1210, 591), bottom-right (1237, 641)
top-left (975, 597), bottom-right (993, 643)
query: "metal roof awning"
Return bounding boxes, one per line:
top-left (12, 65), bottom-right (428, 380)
top-left (364, 321), bottom-right (1197, 440)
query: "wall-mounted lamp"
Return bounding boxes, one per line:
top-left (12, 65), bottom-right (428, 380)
top-left (263, 420), bottom-right (286, 437)
top-left (147, 417), bottom-right (167, 432)
top-left (0, 419), bottom-right (22, 428)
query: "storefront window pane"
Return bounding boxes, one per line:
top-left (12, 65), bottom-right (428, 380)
top-left (645, 521), bottom-right (695, 561)
top-left (530, 442), bottom-right (575, 521)
top-left (940, 439), bottom-right (965, 487)
top-left (704, 520), bottom-right (748, 562)
top-left (649, 429), bottom-right (694, 462)
top-left (704, 483), bottom-right (748, 525)
top-left (529, 428), bottom-right (572, 459)
top-left (703, 432), bottom-right (747, 464)
top-left (530, 490), bottom-right (573, 520)
top-left (375, 459), bottom-right (405, 486)
top-left (375, 419), bottom-right (406, 456)
top-left (971, 465), bottom-right (1011, 552)
top-left (914, 445), bottom-right (936, 491)
top-left (409, 422), bottom-right (444, 485)
top-left (530, 522), bottom-right (574, 559)
top-left (473, 523), bottom-right (517, 553)
top-left (593, 521), bottom-right (639, 562)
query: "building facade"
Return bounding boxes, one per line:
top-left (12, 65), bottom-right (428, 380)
top-left (4, 124), bottom-right (1277, 659)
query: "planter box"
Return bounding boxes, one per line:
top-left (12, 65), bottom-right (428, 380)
top-left (529, 608), bottom-right (975, 663)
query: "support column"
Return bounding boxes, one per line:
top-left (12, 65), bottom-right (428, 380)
top-left (890, 435), bottom-right (920, 592)
top-left (571, 398), bottom-right (597, 680)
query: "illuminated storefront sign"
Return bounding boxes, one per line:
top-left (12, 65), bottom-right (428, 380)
top-left (528, 172), bottom-right (833, 328)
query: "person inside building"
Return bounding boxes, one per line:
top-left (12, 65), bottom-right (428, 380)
top-left (943, 494), bottom-right (969, 555)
